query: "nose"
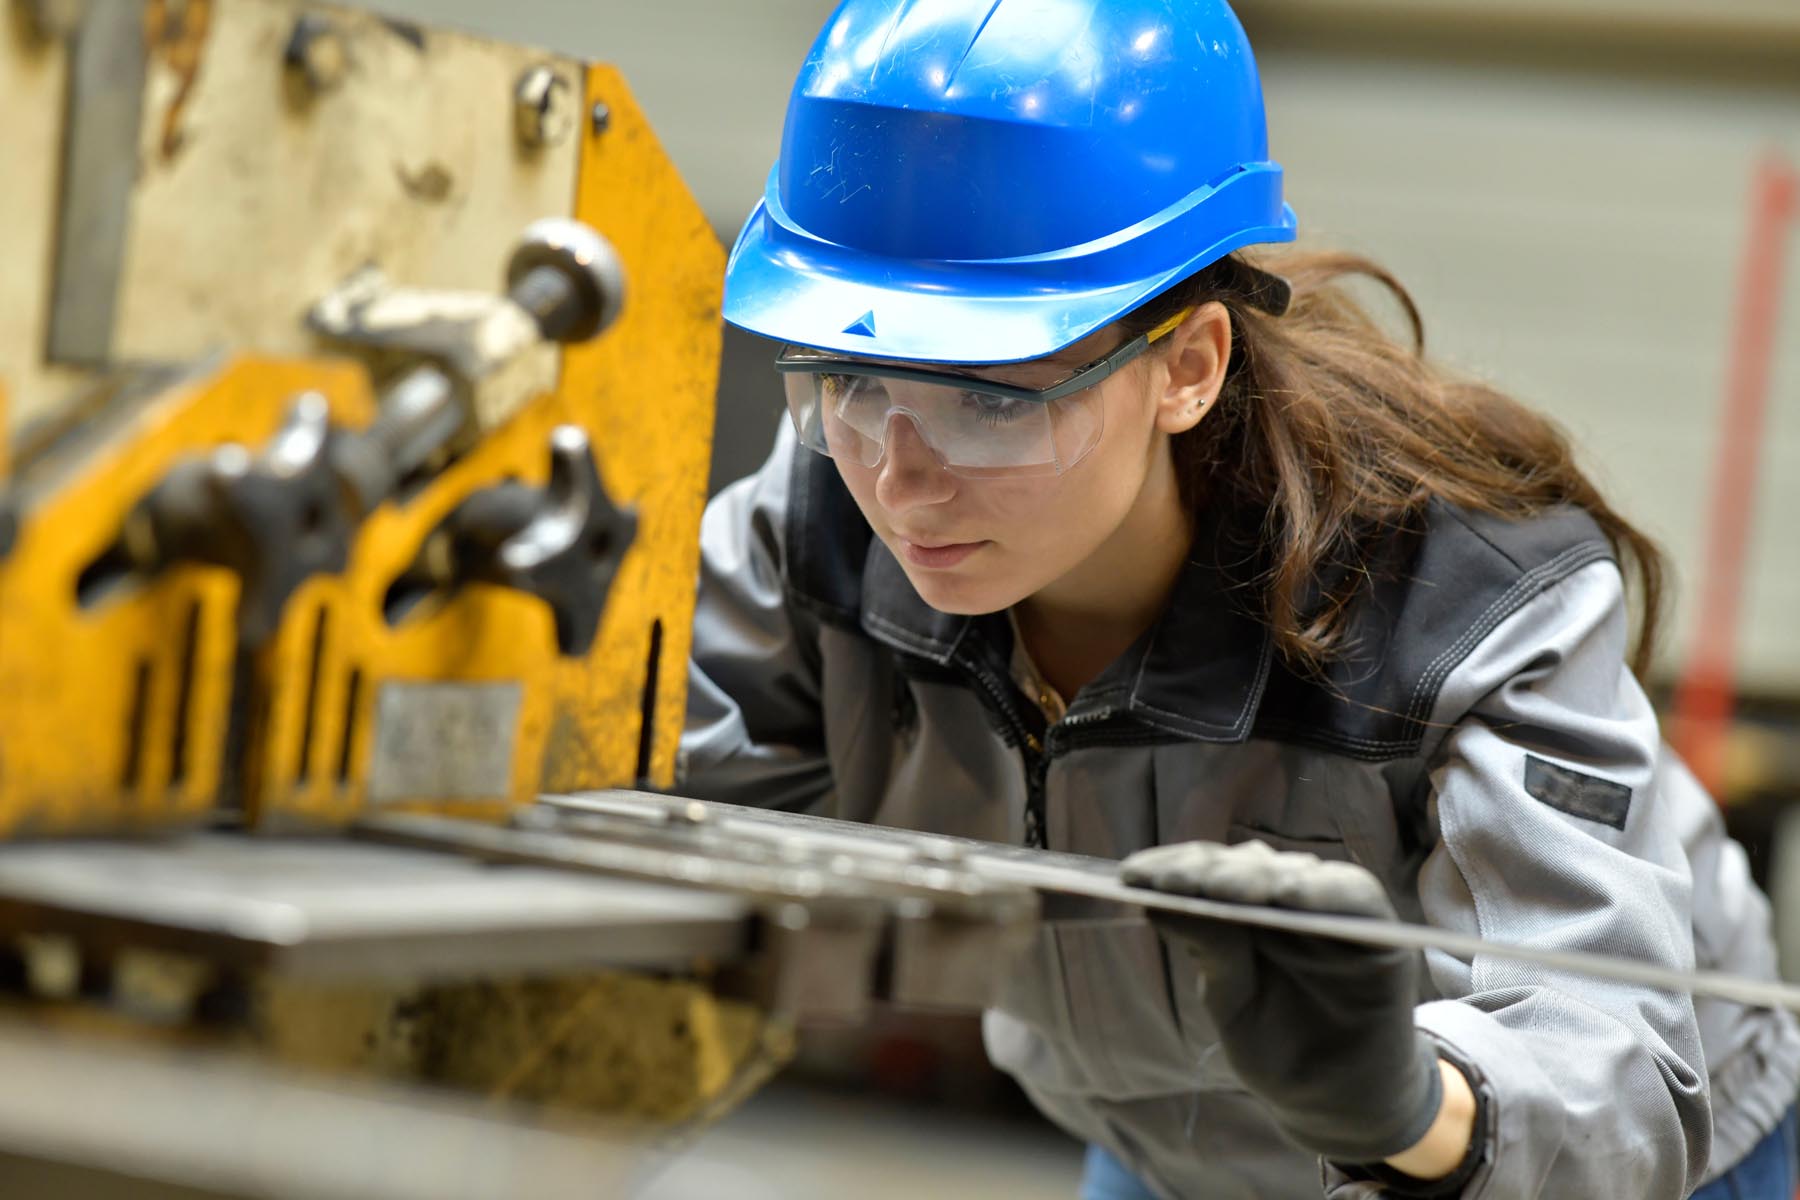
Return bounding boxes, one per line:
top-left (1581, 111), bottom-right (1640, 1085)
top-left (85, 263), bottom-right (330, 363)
top-left (873, 411), bottom-right (956, 513)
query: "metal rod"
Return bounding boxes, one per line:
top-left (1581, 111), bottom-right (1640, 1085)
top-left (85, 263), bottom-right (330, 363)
top-left (970, 857), bottom-right (1800, 1014)
top-left (377, 798), bottom-right (1800, 1016)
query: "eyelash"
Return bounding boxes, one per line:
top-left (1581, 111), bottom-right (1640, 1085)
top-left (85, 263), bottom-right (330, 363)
top-left (965, 393), bottom-right (1030, 426)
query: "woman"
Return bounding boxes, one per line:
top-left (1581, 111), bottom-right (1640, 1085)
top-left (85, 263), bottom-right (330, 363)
top-left (679, 1), bottom-right (1800, 1195)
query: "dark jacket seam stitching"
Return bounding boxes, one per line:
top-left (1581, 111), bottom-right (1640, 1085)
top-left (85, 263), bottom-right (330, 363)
top-left (863, 609), bottom-right (957, 663)
top-left (1404, 543), bottom-right (1612, 725)
top-left (1243, 546), bottom-right (1613, 761)
top-left (1130, 633), bottom-right (1274, 737)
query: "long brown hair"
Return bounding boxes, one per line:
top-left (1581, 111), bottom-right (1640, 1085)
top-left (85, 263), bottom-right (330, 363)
top-left (1119, 249), bottom-right (1667, 678)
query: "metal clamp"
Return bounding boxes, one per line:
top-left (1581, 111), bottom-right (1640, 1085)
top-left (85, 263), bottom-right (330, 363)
top-left (384, 426), bottom-right (637, 657)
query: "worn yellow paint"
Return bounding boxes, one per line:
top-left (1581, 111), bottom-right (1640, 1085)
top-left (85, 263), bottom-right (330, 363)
top-left (541, 64), bottom-right (724, 794)
top-left (247, 396), bottom-right (582, 826)
top-left (255, 971), bottom-right (783, 1124)
top-left (0, 31), bottom-right (720, 830)
top-left (0, 358), bottom-right (373, 834)
top-left (251, 65), bottom-right (722, 826)
top-left (4, 944), bottom-right (784, 1127)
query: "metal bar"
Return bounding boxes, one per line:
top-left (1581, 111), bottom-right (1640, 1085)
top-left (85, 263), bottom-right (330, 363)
top-left (46, 0), bottom-right (148, 366)
top-left (359, 809), bottom-right (1033, 923)
top-left (500, 793), bottom-right (1800, 1016)
top-left (971, 857), bottom-right (1800, 1014)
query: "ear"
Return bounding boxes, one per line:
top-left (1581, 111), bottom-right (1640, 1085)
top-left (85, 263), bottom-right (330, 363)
top-left (1153, 302), bottom-right (1232, 436)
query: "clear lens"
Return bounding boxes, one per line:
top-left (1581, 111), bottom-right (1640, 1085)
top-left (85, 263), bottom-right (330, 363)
top-left (781, 372), bottom-right (1104, 478)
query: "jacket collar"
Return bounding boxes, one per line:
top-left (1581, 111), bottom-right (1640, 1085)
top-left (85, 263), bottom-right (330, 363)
top-left (855, 512), bottom-right (1273, 743)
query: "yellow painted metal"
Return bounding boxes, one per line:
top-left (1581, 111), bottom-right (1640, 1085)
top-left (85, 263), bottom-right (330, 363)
top-left (0, 21), bottom-right (722, 831)
top-left (0, 0), bottom-right (755, 1148)
top-left (0, 359), bottom-right (373, 835)
top-left (543, 64), bottom-right (724, 795)
top-left (249, 66), bottom-right (723, 827)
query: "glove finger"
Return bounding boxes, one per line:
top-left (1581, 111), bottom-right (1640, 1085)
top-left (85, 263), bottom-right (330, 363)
top-left (1120, 840), bottom-right (1230, 892)
top-left (1122, 838), bottom-right (1282, 896)
top-left (1266, 857), bottom-right (1398, 921)
top-left (1126, 838), bottom-right (1400, 923)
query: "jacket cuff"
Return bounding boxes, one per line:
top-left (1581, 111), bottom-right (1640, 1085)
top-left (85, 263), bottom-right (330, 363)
top-left (1322, 1031), bottom-right (1500, 1199)
top-left (1325, 1051), bottom-right (1491, 1198)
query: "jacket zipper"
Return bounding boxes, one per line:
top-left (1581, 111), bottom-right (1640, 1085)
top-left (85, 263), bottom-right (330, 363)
top-left (956, 648), bottom-right (1124, 848)
top-left (955, 654), bottom-right (1053, 847)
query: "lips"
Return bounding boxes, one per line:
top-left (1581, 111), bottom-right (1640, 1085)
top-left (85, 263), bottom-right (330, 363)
top-left (898, 538), bottom-right (986, 569)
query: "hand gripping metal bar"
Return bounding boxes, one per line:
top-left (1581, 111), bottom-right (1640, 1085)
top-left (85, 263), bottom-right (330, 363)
top-left (476, 792), bottom-right (1800, 1016)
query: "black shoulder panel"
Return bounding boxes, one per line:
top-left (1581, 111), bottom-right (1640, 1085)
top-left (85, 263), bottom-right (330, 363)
top-left (1250, 499), bottom-right (1615, 760)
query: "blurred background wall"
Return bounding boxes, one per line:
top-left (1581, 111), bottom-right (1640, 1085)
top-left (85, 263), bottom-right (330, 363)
top-left (371, 0), bottom-right (1800, 689)
top-left (368, 0), bottom-right (1800, 929)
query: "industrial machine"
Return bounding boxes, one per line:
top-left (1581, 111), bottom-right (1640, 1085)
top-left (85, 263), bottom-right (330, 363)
top-left (0, 3), bottom-right (1046, 1194)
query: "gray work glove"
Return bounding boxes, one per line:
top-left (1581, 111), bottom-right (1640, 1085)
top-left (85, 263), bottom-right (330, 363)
top-left (1121, 839), bottom-right (1444, 1165)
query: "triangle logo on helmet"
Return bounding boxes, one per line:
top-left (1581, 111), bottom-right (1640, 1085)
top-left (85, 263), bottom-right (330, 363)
top-left (843, 311), bottom-right (877, 337)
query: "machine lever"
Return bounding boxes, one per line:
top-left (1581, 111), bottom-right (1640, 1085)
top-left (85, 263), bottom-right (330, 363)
top-left (107, 393), bottom-right (354, 644)
top-left (386, 426), bottom-right (636, 656)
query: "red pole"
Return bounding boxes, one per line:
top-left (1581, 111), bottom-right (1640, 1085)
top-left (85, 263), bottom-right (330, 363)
top-left (1669, 155), bottom-right (1799, 799)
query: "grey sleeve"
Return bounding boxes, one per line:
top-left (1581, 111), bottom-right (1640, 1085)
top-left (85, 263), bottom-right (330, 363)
top-left (677, 424), bottom-right (835, 814)
top-left (1338, 560), bottom-right (1710, 1198)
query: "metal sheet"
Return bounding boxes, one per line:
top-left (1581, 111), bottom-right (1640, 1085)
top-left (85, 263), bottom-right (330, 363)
top-left (361, 803), bottom-right (1038, 924)
top-left (0, 832), bottom-right (749, 980)
top-left (425, 791), bottom-right (1800, 1016)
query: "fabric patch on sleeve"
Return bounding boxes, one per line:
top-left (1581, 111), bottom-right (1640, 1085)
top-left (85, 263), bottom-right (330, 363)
top-left (1523, 755), bottom-right (1631, 830)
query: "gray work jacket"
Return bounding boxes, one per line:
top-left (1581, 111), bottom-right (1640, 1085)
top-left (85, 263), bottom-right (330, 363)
top-left (679, 427), bottom-right (1800, 1199)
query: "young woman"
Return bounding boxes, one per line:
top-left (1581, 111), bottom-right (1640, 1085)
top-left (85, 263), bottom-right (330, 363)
top-left (679, 1), bottom-right (1800, 1195)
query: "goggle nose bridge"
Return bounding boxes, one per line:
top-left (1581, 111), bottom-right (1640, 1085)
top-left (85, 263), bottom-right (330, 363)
top-left (850, 400), bottom-right (956, 471)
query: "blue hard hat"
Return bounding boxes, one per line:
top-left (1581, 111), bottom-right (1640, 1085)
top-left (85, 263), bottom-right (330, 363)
top-left (723, 0), bottom-right (1297, 365)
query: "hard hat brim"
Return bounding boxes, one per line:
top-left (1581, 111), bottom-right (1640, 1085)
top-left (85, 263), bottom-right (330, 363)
top-left (723, 164), bottom-right (1297, 366)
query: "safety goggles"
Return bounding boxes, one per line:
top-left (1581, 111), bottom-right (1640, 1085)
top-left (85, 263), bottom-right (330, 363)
top-left (774, 307), bottom-right (1194, 479)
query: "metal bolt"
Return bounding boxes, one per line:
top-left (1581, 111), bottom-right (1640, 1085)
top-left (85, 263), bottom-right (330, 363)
top-left (514, 65), bottom-right (574, 149)
top-left (506, 218), bottom-right (628, 343)
top-left (283, 14), bottom-right (348, 94)
top-left (589, 100), bottom-right (610, 137)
